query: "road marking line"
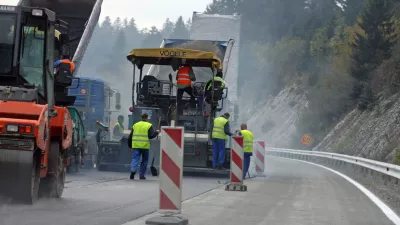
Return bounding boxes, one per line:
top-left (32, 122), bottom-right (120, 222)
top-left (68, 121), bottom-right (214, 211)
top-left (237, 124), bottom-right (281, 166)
top-left (271, 156), bottom-right (400, 225)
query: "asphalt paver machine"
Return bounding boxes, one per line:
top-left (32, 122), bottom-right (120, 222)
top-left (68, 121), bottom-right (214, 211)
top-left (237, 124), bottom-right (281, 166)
top-left (97, 47), bottom-right (234, 176)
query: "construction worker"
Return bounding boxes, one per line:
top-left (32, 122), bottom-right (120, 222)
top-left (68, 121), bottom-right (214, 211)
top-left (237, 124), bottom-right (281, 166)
top-left (54, 58), bottom-right (75, 73)
top-left (176, 63), bottom-right (196, 105)
top-left (211, 112), bottom-right (233, 169)
top-left (204, 70), bottom-right (226, 105)
top-left (128, 112), bottom-right (159, 180)
top-left (112, 115), bottom-right (125, 141)
top-left (205, 70), bottom-right (226, 93)
top-left (236, 123), bottom-right (254, 179)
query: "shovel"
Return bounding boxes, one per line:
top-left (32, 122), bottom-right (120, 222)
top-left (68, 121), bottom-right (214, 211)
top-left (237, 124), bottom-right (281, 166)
top-left (150, 117), bottom-right (161, 176)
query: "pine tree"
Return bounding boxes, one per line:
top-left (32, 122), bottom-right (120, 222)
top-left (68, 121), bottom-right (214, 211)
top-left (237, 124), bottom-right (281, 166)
top-left (112, 17), bottom-right (122, 31)
top-left (161, 18), bottom-right (174, 38)
top-left (101, 16), bottom-right (113, 30)
top-left (170, 16), bottom-right (189, 39)
top-left (205, 0), bottom-right (240, 15)
top-left (351, 0), bottom-right (396, 107)
top-left (186, 18), bottom-right (192, 32)
top-left (125, 18), bottom-right (142, 48)
top-left (343, 0), bottom-right (366, 25)
top-left (142, 26), bottom-right (163, 48)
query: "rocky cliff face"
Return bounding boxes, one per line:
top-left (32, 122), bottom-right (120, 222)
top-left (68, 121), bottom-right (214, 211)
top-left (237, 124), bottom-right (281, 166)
top-left (313, 93), bottom-right (400, 163)
top-left (241, 80), bottom-right (400, 163)
top-left (238, 83), bottom-right (307, 148)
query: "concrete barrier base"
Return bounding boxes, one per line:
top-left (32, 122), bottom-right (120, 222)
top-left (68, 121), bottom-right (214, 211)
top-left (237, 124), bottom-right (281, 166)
top-left (145, 215), bottom-right (188, 225)
top-left (225, 183), bottom-right (247, 191)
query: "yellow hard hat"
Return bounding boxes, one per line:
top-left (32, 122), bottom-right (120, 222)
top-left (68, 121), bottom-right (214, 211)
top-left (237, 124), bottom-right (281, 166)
top-left (55, 29), bottom-right (61, 41)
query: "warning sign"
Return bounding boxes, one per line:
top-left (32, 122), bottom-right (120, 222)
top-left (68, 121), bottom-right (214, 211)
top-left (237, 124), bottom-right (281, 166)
top-left (301, 134), bottom-right (312, 146)
top-left (80, 88), bottom-right (87, 95)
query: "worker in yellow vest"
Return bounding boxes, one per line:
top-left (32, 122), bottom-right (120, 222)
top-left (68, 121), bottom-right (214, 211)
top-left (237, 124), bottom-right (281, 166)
top-left (127, 113), bottom-right (159, 180)
top-left (211, 112), bottom-right (233, 169)
top-left (237, 123), bottom-right (254, 179)
top-left (112, 115), bottom-right (125, 141)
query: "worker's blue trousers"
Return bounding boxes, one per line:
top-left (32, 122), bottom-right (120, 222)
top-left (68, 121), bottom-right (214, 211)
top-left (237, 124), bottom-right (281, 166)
top-left (131, 149), bottom-right (149, 177)
top-left (212, 138), bottom-right (226, 168)
top-left (243, 152), bottom-right (253, 179)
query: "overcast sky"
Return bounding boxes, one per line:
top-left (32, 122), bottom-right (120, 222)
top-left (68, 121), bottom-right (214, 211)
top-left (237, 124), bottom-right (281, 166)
top-left (2, 0), bottom-right (210, 29)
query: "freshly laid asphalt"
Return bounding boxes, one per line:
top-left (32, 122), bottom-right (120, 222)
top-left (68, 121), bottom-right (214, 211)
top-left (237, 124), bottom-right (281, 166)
top-left (0, 156), bottom-right (396, 225)
top-left (0, 170), bottom-right (224, 225)
top-left (125, 156), bottom-right (396, 225)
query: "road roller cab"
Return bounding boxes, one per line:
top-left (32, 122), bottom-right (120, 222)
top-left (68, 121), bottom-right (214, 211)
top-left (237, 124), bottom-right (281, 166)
top-left (0, 5), bottom-right (74, 204)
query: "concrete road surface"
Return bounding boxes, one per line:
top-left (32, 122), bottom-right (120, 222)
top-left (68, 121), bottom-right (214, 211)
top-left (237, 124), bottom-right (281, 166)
top-left (125, 156), bottom-right (396, 225)
top-left (0, 170), bottom-right (225, 225)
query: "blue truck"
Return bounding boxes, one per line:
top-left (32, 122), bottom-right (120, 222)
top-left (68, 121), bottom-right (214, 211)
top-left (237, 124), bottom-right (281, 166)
top-left (68, 77), bottom-right (120, 170)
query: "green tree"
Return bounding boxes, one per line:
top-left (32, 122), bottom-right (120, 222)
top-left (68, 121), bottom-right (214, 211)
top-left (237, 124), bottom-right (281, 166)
top-left (205, 0), bottom-right (240, 15)
top-left (170, 16), bottom-right (189, 39)
top-left (125, 18), bottom-right (142, 48)
top-left (343, 0), bottom-right (366, 25)
top-left (161, 18), bottom-right (174, 38)
top-left (351, 0), bottom-right (396, 107)
top-left (142, 26), bottom-right (163, 47)
top-left (112, 17), bottom-right (122, 31)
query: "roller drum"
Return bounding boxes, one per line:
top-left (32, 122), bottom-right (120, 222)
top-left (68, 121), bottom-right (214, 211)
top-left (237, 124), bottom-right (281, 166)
top-left (0, 149), bottom-right (39, 204)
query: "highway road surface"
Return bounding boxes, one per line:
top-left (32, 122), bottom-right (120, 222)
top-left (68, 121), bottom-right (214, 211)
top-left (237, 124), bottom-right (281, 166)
top-left (0, 156), bottom-right (397, 225)
top-left (0, 170), bottom-right (224, 225)
top-left (127, 156), bottom-right (397, 225)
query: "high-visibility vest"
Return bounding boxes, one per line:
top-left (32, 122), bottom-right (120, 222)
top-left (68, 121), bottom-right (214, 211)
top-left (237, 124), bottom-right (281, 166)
top-left (131, 121), bottom-right (152, 149)
top-left (112, 122), bottom-right (124, 141)
top-left (177, 66), bottom-right (192, 86)
top-left (240, 130), bottom-right (254, 153)
top-left (212, 116), bottom-right (228, 140)
top-left (207, 76), bottom-right (226, 90)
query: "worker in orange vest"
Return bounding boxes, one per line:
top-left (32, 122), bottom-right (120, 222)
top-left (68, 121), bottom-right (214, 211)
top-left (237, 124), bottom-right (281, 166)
top-left (176, 63), bottom-right (196, 106)
top-left (54, 58), bottom-right (75, 74)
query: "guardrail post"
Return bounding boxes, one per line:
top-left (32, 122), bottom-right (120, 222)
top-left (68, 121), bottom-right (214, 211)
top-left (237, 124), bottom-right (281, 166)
top-left (146, 126), bottom-right (188, 225)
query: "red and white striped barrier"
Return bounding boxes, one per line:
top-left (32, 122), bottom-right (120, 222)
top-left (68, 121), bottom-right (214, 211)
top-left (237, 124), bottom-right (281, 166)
top-left (254, 141), bottom-right (265, 174)
top-left (230, 136), bottom-right (244, 184)
top-left (159, 126), bottom-right (184, 214)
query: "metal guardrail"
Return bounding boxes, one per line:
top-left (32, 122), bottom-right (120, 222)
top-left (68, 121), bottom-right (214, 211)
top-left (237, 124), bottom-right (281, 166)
top-left (267, 148), bottom-right (400, 179)
top-left (267, 148), bottom-right (400, 216)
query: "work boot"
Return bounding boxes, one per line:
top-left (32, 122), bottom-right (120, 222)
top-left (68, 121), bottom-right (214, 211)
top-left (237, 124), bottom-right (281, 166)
top-left (130, 172), bottom-right (136, 180)
top-left (139, 176), bottom-right (146, 180)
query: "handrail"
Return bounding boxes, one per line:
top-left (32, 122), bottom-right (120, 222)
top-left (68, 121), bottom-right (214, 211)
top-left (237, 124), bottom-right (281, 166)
top-left (267, 148), bottom-right (400, 179)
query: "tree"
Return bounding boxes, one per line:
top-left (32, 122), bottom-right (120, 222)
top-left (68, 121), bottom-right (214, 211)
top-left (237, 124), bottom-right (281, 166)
top-left (205, 0), bottom-right (240, 15)
top-left (186, 18), bottom-right (192, 32)
top-left (125, 18), bottom-right (142, 48)
top-left (161, 18), bottom-right (174, 38)
top-left (101, 16), bottom-right (113, 30)
top-left (142, 26), bottom-right (163, 47)
top-left (343, 0), bottom-right (366, 25)
top-left (114, 30), bottom-right (127, 55)
top-left (351, 0), bottom-right (397, 107)
top-left (170, 16), bottom-right (189, 39)
top-left (112, 17), bottom-right (122, 31)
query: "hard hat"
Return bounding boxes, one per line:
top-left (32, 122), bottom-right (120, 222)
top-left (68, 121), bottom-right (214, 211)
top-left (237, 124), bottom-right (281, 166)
top-left (55, 29), bottom-right (61, 41)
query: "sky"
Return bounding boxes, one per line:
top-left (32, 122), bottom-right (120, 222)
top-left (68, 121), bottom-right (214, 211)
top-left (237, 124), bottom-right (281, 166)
top-left (2, 0), bottom-right (210, 29)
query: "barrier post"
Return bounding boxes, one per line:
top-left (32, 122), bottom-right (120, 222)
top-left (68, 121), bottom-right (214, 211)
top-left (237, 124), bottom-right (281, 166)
top-left (254, 141), bottom-right (266, 176)
top-left (225, 136), bottom-right (247, 192)
top-left (146, 126), bottom-right (188, 225)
